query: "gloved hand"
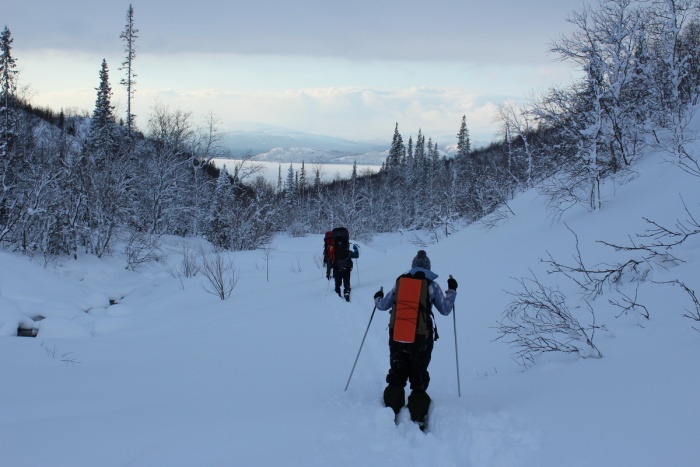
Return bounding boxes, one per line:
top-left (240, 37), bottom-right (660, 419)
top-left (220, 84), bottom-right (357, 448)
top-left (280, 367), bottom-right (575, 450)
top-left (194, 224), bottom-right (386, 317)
top-left (447, 276), bottom-right (458, 291)
top-left (374, 289), bottom-right (384, 300)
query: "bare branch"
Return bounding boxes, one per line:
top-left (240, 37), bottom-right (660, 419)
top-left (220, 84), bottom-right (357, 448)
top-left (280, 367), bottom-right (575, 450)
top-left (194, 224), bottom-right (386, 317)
top-left (655, 279), bottom-right (700, 322)
top-left (199, 248), bottom-right (239, 300)
top-left (608, 284), bottom-right (650, 320)
top-left (496, 271), bottom-right (603, 367)
top-left (542, 224), bottom-right (646, 299)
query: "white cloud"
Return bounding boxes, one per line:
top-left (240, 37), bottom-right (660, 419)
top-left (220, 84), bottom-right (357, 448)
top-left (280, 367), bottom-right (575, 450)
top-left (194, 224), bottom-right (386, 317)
top-left (20, 49), bottom-right (565, 143)
top-left (12, 3), bottom-right (581, 144)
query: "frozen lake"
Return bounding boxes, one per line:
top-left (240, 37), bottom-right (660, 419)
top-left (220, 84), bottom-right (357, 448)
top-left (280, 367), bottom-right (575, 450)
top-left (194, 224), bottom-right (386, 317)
top-left (212, 159), bottom-right (381, 184)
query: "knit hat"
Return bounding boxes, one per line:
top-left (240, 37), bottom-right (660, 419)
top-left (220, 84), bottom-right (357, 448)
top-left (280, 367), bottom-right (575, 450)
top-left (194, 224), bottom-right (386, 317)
top-left (411, 250), bottom-right (431, 270)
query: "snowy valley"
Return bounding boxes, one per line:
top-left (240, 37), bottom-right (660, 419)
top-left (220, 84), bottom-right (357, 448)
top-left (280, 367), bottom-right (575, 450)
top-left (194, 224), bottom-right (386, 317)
top-left (1, 139), bottom-right (699, 466)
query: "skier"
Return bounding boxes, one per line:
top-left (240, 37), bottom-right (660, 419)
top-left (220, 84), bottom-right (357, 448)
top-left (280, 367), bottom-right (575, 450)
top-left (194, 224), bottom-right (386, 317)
top-left (322, 231), bottom-right (334, 280)
top-left (332, 227), bottom-right (359, 302)
top-left (373, 249), bottom-right (457, 429)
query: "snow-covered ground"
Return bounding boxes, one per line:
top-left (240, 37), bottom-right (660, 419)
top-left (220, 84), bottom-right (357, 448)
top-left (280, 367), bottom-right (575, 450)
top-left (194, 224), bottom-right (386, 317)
top-left (1, 146), bottom-right (699, 466)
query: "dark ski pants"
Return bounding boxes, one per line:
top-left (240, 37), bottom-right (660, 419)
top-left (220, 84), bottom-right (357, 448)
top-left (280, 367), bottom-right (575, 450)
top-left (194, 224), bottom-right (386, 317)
top-left (385, 333), bottom-right (434, 391)
top-left (334, 267), bottom-right (351, 293)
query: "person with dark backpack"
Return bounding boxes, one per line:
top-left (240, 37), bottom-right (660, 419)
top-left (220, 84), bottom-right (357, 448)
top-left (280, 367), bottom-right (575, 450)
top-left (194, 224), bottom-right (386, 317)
top-left (372, 249), bottom-right (457, 430)
top-left (331, 227), bottom-right (359, 302)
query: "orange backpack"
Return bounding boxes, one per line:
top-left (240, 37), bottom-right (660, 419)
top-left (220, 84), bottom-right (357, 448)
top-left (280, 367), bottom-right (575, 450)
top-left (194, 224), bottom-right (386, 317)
top-left (323, 231), bottom-right (334, 262)
top-left (390, 273), bottom-right (433, 343)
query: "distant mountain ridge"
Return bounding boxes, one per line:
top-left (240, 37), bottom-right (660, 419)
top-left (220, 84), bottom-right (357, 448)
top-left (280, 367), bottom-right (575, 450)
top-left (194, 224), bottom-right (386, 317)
top-left (222, 122), bottom-right (478, 165)
top-left (250, 147), bottom-right (390, 166)
top-left (223, 123), bottom-right (385, 157)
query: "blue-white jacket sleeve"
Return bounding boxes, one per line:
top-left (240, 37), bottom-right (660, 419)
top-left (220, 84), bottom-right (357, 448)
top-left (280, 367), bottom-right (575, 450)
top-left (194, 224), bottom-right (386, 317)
top-left (375, 286), bottom-right (395, 311)
top-left (430, 281), bottom-right (456, 316)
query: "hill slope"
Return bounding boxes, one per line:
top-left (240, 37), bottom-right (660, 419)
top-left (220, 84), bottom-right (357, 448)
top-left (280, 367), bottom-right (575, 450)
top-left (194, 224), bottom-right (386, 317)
top-left (1, 144), bottom-right (699, 466)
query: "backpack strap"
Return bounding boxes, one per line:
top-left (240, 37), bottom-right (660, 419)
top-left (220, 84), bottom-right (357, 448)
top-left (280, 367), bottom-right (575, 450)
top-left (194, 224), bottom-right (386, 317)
top-left (412, 271), bottom-right (439, 341)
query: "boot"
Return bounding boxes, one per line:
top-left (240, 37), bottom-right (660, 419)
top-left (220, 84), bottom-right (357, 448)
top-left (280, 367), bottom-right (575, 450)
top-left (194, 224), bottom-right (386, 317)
top-left (407, 390), bottom-right (431, 430)
top-left (344, 289), bottom-right (350, 302)
top-left (335, 285), bottom-right (341, 297)
top-left (383, 384), bottom-right (405, 415)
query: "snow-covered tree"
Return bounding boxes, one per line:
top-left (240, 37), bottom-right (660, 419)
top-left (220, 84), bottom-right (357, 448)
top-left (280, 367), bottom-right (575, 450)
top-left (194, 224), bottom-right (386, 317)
top-left (0, 26), bottom-right (17, 159)
top-left (88, 59), bottom-right (118, 159)
top-left (284, 163), bottom-right (296, 205)
top-left (275, 165), bottom-right (282, 194)
top-left (534, 83), bottom-right (608, 214)
top-left (539, 0), bottom-right (654, 211)
top-left (206, 168), bottom-right (233, 248)
top-left (456, 115), bottom-right (471, 158)
top-left (299, 161), bottom-right (307, 198)
top-left (0, 25), bottom-right (20, 244)
top-left (647, 0), bottom-right (700, 173)
top-left (83, 59), bottom-right (130, 256)
top-left (119, 4), bottom-right (139, 136)
top-left (497, 100), bottom-right (536, 188)
top-left (188, 112), bottom-right (226, 236)
top-left (137, 103), bottom-right (194, 235)
top-left (386, 123), bottom-right (405, 171)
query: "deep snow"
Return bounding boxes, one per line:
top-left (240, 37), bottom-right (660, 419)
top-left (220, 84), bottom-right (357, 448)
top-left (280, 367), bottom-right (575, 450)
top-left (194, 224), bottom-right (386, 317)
top-left (1, 147), bottom-right (699, 466)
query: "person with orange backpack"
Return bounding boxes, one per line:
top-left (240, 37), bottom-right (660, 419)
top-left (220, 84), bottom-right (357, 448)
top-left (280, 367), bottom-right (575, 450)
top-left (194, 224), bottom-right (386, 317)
top-left (372, 249), bottom-right (457, 430)
top-left (322, 231), bottom-right (335, 280)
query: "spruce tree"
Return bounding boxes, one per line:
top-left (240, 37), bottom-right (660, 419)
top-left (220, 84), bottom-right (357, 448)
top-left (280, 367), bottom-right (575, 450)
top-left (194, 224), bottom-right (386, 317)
top-left (277, 164), bottom-right (282, 194)
top-left (285, 163), bottom-right (297, 206)
top-left (313, 166), bottom-right (321, 190)
top-left (0, 26), bottom-right (17, 158)
top-left (84, 59), bottom-right (127, 256)
top-left (299, 161), bottom-right (307, 198)
top-left (208, 168), bottom-right (233, 248)
top-left (413, 129), bottom-right (427, 208)
top-left (120, 4), bottom-right (138, 136)
top-left (456, 115), bottom-right (471, 158)
top-left (89, 59), bottom-right (117, 158)
top-left (351, 161), bottom-right (358, 199)
top-left (0, 26), bottom-right (19, 245)
top-left (387, 123), bottom-right (405, 170)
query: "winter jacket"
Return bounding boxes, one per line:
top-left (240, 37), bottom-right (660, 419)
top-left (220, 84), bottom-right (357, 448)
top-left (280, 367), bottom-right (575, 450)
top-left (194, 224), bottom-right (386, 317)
top-left (375, 267), bottom-right (456, 316)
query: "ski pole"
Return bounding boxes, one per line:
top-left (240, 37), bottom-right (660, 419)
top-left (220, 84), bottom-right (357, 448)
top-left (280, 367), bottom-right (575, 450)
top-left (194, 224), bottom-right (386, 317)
top-left (354, 243), bottom-right (360, 286)
top-left (453, 304), bottom-right (462, 397)
top-left (344, 287), bottom-right (381, 391)
top-left (450, 275), bottom-right (462, 397)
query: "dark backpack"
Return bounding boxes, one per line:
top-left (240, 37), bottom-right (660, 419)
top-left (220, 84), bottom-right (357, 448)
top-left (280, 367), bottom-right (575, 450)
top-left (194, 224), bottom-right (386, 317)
top-left (332, 227), bottom-right (351, 271)
top-left (389, 271), bottom-right (436, 343)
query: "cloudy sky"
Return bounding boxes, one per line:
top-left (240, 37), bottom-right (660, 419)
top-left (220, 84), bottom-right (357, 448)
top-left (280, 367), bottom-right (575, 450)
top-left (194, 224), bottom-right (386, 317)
top-left (6, 0), bottom-right (585, 145)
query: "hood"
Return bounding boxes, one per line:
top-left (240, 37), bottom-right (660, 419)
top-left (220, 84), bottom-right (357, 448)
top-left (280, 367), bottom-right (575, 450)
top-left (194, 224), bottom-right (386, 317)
top-left (408, 267), bottom-right (438, 281)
